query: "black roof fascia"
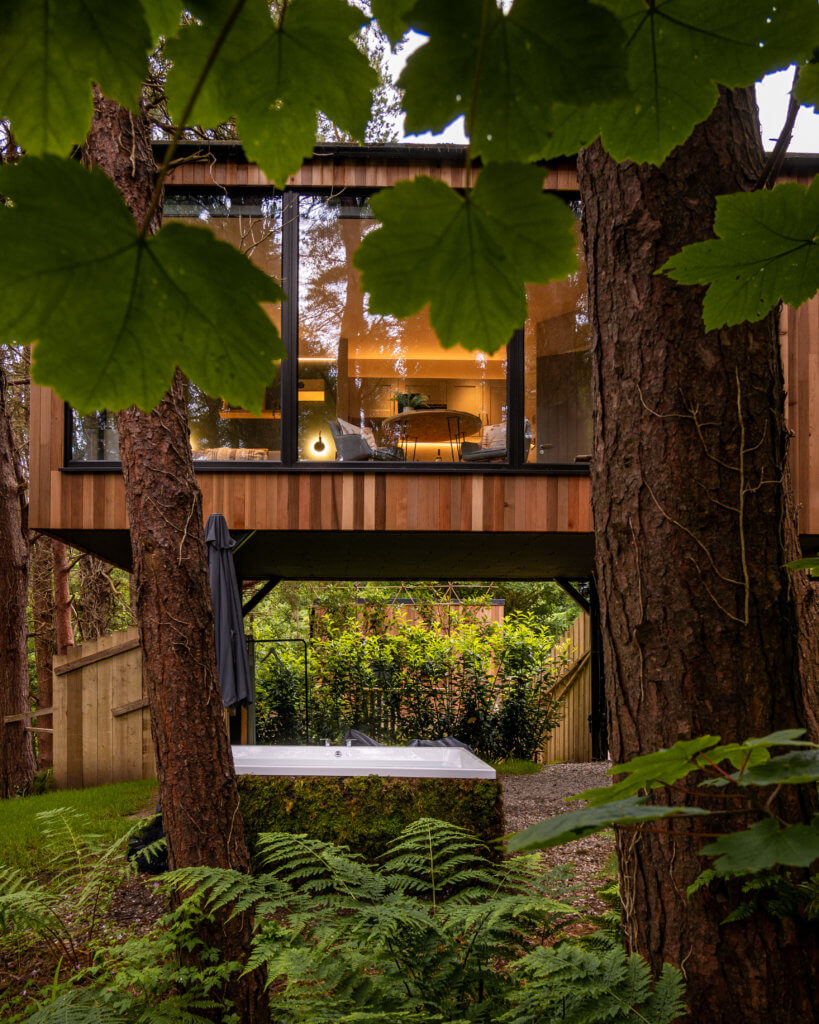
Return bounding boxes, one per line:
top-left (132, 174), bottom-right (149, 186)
top-left (152, 139), bottom-right (819, 177)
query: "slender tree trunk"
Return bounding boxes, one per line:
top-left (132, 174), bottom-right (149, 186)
top-left (52, 541), bottom-right (74, 656)
top-left (82, 91), bottom-right (267, 1023)
top-left (30, 533), bottom-right (56, 769)
top-left (0, 361), bottom-right (35, 796)
top-left (578, 88), bottom-right (819, 1023)
top-left (75, 554), bottom-right (115, 642)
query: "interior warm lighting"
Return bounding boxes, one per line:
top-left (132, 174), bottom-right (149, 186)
top-left (313, 432), bottom-right (326, 453)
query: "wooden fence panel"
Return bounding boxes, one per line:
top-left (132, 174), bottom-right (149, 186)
top-left (541, 612), bottom-right (593, 763)
top-left (53, 628), bottom-right (156, 788)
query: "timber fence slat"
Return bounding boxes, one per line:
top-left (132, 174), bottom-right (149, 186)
top-left (53, 638), bottom-right (141, 675)
top-left (53, 627), bottom-right (156, 788)
top-left (541, 612), bottom-right (593, 764)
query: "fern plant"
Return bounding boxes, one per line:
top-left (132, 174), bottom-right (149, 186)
top-left (503, 945), bottom-right (686, 1024)
top-left (8, 816), bottom-right (684, 1024)
top-left (168, 819), bottom-right (683, 1024)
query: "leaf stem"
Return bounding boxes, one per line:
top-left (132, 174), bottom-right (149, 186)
top-left (139, 0), bottom-right (249, 237)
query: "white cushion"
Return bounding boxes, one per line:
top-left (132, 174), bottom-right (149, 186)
top-left (480, 423), bottom-right (506, 450)
top-left (336, 417), bottom-right (377, 450)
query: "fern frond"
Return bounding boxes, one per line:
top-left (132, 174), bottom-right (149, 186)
top-left (23, 989), bottom-right (128, 1024)
top-left (503, 945), bottom-right (685, 1024)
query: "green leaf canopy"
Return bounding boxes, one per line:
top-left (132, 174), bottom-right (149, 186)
top-left (539, 0), bottom-right (819, 166)
top-left (0, 157), bottom-right (284, 414)
top-left (699, 818), bottom-right (819, 873)
top-left (508, 795), bottom-right (709, 853)
top-left (355, 164), bottom-right (578, 354)
top-left (166, 0), bottom-right (377, 188)
top-left (400, 0), bottom-right (627, 163)
top-left (660, 179), bottom-right (819, 330)
top-left (0, 0), bottom-right (151, 155)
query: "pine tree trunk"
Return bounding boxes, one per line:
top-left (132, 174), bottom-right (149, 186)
top-left (0, 362), bottom-right (35, 796)
top-left (52, 541), bottom-right (74, 656)
top-left (30, 533), bottom-right (56, 769)
top-left (578, 88), bottom-right (819, 1023)
top-left (82, 91), bottom-right (267, 1023)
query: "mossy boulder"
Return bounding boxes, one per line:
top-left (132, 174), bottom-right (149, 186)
top-left (237, 774), bottom-right (504, 863)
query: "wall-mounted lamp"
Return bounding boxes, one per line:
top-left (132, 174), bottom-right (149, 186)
top-left (312, 432), bottom-right (326, 454)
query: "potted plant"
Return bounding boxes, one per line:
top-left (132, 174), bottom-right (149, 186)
top-left (393, 391), bottom-right (430, 412)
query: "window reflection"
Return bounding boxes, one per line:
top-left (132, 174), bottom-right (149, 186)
top-left (523, 219), bottom-right (593, 465)
top-left (298, 195), bottom-right (507, 463)
top-left (168, 194), bottom-right (283, 462)
top-left (69, 194), bottom-right (284, 463)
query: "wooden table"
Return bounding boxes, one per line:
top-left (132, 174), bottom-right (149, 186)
top-left (382, 409), bottom-right (483, 460)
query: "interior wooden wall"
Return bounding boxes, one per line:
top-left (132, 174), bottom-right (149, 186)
top-left (541, 612), bottom-right (593, 764)
top-left (53, 628), bottom-right (155, 789)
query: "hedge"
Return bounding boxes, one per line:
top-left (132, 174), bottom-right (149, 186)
top-left (237, 774), bottom-right (505, 863)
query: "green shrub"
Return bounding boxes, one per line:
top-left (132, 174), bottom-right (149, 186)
top-left (237, 774), bottom-right (504, 863)
top-left (254, 609), bottom-right (572, 760)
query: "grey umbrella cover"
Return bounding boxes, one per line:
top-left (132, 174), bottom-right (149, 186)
top-left (204, 513), bottom-right (253, 708)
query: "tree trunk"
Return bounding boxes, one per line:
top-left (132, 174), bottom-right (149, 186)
top-left (52, 541), bottom-right (74, 656)
top-left (578, 88), bottom-right (819, 1022)
top-left (75, 554), bottom-right (115, 642)
top-left (0, 361), bottom-right (35, 796)
top-left (82, 92), bottom-right (267, 1023)
top-left (30, 533), bottom-right (56, 769)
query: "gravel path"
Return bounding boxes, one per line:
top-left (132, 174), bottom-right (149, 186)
top-left (502, 762), bottom-right (615, 906)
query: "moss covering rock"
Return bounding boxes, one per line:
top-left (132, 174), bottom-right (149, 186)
top-left (237, 774), bottom-right (504, 862)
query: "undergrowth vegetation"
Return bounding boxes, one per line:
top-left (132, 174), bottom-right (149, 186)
top-left (0, 779), bottom-right (156, 871)
top-left (1, 812), bottom-right (685, 1024)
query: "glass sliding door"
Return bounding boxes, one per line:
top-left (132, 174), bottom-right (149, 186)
top-left (297, 194), bottom-right (507, 463)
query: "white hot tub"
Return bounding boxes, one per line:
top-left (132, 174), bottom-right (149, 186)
top-left (231, 744), bottom-right (496, 780)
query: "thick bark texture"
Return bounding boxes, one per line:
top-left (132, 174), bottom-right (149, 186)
top-left (83, 93), bottom-right (267, 1023)
top-left (578, 89), bottom-right (819, 1022)
top-left (0, 363), bottom-right (35, 796)
top-left (52, 541), bottom-right (74, 656)
top-left (30, 534), bottom-right (56, 769)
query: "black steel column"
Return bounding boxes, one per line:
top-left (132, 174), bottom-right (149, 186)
top-left (507, 329), bottom-right (524, 466)
top-left (589, 575), bottom-right (608, 760)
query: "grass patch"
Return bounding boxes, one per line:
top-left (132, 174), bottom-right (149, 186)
top-left (0, 778), bottom-right (157, 872)
top-left (490, 758), bottom-right (542, 776)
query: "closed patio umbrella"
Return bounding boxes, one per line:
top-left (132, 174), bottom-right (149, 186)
top-left (204, 513), bottom-right (252, 708)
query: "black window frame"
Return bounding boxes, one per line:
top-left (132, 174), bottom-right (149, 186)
top-left (62, 184), bottom-right (590, 477)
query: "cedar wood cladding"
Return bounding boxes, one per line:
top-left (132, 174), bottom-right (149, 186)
top-left (27, 149), bottom-right (819, 541)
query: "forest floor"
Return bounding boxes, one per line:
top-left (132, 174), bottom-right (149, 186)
top-left (501, 761), bottom-right (616, 911)
top-left (1, 764), bottom-right (616, 1017)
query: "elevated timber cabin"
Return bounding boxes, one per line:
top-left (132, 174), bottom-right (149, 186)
top-left (29, 145), bottom-right (819, 582)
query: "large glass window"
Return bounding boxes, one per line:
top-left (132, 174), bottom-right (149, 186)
top-left (69, 193), bottom-right (283, 463)
top-left (67, 183), bottom-right (592, 472)
top-left (297, 195), bottom-right (507, 463)
top-left (523, 219), bottom-right (592, 464)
